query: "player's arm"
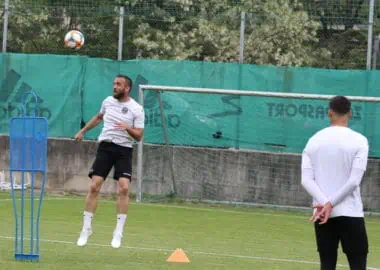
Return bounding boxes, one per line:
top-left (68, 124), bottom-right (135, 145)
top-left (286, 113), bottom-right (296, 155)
top-left (123, 126), bottom-right (144, 141)
top-left (114, 124), bottom-right (144, 141)
top-left (328, 141), bottom-right (368, 207)
top-left (81, 113), bottom-right (104, 133)
top-left (301, 150), bottom-right (329, 205)
top-left (301, 149), bottom-right (333, 224)
top-left (74, 113), bottom-right (104, 141)
top-left (115, 106), bottom-right (145, 142)
top-left (75, 99), bottom-right (107, 141)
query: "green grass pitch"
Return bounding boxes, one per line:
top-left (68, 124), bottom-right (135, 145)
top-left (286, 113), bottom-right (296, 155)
top-left (0, 192), bottom-right (379, 270)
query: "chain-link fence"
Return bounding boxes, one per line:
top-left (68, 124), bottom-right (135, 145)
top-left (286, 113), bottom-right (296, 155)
top-left (1, 0), bottom-right (380, 69)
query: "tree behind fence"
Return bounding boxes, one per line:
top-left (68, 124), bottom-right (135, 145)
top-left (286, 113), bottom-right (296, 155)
top-left (0, 0), bottom-right (379, 69)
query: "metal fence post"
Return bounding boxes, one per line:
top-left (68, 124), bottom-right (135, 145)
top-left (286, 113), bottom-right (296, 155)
top-left (118, 6), bottom-right (125, 60)
top-left (239, 11), bottom-right (246, 64)
top-left (2, 0), bottom-right (10, 53)
top-left (367, 0), bottom-right (375, 70)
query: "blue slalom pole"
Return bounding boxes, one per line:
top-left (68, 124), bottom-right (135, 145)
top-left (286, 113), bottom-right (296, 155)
top-left (9, 91), bottom-right (48, 261)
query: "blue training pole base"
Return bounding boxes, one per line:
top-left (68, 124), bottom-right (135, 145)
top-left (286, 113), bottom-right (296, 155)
top-left (15, 253), bottom-right (40, 261)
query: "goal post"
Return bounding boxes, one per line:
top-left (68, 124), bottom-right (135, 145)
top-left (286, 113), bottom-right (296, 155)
top-left (138, 85), bottom-right (380, 102)
top-left (135, 85), bottom-right (380, 212)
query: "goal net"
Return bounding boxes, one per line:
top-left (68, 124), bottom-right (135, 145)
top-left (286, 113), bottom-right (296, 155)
top-left (135, 85), bottom-right (380, 213)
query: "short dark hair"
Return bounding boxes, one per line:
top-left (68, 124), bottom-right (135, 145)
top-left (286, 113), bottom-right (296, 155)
top-left (329, 96), bottom-right (351, 115)
top-left (116, 74), bottom-right (133, 91)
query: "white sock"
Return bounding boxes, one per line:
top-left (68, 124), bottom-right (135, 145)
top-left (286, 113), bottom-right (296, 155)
top-left (83, 211), bottom-right (93, 231)
top-left (115, 214), bottom-right (127, 233)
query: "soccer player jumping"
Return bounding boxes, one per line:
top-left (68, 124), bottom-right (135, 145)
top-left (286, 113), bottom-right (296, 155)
top-left (74, 75), bottom-right (144, 249)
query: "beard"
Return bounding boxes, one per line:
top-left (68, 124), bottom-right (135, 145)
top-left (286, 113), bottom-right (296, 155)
top-left (113, 91), bottom-right (125, 100)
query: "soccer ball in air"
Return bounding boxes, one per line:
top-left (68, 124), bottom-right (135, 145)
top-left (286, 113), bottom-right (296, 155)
top-left (64, 30), bottom-right (85, 50)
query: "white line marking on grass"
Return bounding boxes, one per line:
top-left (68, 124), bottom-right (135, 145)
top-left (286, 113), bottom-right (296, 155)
top-left (0, 197), bottom-right (319, 219)
top-left (0, 235), bottom-right (379, 269)
top-left (191, 250), bottom-right (380, 270)
top-left (1, 197), bottom-right (380, 223)
top-left (0, 235), bottom-right (173, 252)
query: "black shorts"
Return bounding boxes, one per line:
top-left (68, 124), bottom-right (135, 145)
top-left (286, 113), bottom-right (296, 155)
top-left (88, 141), bottom-right (133, 181)
top-left (314, 216), bottom-right (368, 255)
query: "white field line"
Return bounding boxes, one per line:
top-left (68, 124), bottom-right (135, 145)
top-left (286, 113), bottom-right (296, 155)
top-left (1, 197), bottom-right (379, 224)
top-left (1, 235), bottom-right (378, 269)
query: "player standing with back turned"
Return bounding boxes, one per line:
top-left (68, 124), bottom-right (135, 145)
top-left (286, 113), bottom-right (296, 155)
top-left (301, 96), bottom-right (369, 270)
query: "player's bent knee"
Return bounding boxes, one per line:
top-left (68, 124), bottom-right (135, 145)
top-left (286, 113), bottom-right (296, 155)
top-left (118, 185), bottom-right (129, 196)
top-left (89, 184), bottom-right (101, 195)
top-left (89, 178), bottom-right (103, 194)
top-left (89, 184), bottom-right (100, 194)
top-left (118, 179), bottom-right (129, 196)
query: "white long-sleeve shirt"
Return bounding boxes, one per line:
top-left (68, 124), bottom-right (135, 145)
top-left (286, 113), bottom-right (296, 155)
top-left (301, 126), bottom-right (368, 218)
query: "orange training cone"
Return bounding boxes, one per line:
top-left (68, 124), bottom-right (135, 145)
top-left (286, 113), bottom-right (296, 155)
top-left (167, 248), bottom-right (190, 263)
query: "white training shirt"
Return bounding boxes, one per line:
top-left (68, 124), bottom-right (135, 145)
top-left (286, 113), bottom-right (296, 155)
top-left (98, 96), bottom-right (145, 148)
top-left (301, 126), bottom-right (369, 218)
